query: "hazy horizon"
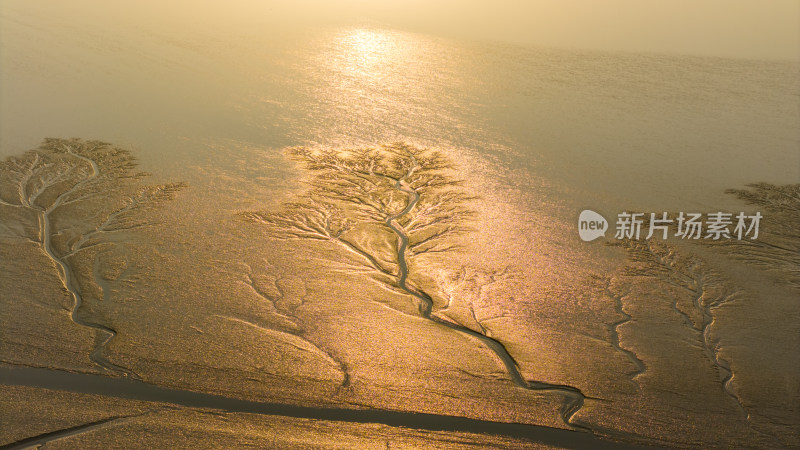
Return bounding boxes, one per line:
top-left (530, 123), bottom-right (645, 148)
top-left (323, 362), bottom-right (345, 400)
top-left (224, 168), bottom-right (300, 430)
top-left (315, 0), bottom-right (800, 61)
top-left (2, 0), bottom-right (798, 61)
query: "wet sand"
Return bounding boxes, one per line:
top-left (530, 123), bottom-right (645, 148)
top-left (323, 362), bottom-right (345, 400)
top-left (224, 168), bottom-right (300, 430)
top-left (1, 2), bottom-right (798, 448)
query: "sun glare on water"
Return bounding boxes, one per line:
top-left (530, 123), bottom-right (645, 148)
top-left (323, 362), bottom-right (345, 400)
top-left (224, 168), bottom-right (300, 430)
top-left (304, 27), bottom-right (442, 145)
top-left (340, 28), bottom-right (399, 69)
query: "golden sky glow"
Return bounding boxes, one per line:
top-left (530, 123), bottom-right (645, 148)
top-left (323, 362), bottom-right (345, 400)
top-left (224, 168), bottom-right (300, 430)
top-left (3, 0), bottom-right (796, 59)
top-left (259, 0), bottom-right (799, 60)
top-left (319, 0), bottom-right (800, 60)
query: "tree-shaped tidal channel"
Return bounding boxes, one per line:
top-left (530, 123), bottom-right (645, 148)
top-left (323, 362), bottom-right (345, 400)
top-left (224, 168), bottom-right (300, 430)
top-left (242, 143), bottom-right (592, 432)
top-left (0, 138), bottom-right (186, 378)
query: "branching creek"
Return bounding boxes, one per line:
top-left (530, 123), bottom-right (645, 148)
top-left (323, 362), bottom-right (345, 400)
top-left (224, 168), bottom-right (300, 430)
top-left (34, 147), bottom-right (139, 379)
top-left (378, 158), bottom-right (593, 433)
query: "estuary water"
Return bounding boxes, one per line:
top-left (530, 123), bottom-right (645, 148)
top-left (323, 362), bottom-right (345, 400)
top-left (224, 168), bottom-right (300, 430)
top-left (1, 1), bottom-right (799, 448)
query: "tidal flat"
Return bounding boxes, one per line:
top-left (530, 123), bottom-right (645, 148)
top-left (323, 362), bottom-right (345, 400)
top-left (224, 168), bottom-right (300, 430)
top-left (2, 139), bottom-right (798, 448)
top-left (1, 1), bottom-right (799, 448)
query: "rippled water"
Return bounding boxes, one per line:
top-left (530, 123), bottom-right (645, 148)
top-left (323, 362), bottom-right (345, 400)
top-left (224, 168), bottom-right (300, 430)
top-left (1, 1), bottom-right (799, 448)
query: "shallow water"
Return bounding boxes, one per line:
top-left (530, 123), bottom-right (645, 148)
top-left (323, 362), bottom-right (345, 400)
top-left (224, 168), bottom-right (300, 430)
top-left (1, 1), bottom-right (799, 448)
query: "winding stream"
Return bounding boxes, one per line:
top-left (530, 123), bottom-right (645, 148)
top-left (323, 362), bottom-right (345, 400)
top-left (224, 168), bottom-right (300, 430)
top-left (36, 149), bottom-right (139, 379)
top-left (383, 161), bottom-right (592, 433)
